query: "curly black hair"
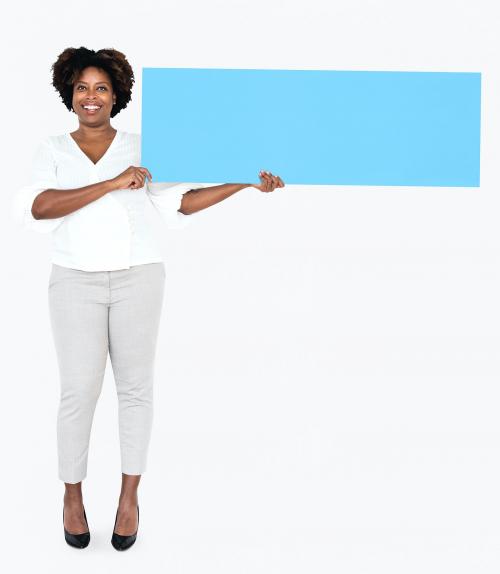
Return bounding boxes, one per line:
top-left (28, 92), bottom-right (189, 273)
top-left (51, 47), bottom-right (135, 118)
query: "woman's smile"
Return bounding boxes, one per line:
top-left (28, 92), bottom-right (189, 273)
top-left (82, 104), bottom-right (102, 114)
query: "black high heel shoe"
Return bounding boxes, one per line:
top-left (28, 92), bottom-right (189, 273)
top-left (111, 505), bottom-right (139, 551)
top-left (63, 505), bottom-right (90, 548)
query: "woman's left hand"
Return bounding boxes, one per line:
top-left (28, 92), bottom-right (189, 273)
top-left (250, 171), bottom-right (285, 193)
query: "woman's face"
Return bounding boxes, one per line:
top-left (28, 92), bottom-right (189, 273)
top-left (71, 66), bottom-right (116, 126)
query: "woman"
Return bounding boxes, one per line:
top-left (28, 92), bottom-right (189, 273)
top-left (12, 46), bottom-right (285, 551)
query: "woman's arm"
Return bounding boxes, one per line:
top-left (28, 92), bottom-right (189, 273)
top-left (32, 180), bottom-right (115, 220)
top-left (178, 172), bottom-right (284, 215)
top-left (178, 183), bottom-right (248, 215)
top-left (32, 165), bottom-right (151, 220)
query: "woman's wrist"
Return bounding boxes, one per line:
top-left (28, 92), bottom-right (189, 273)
top-left (104, 179), bottom-right (117, 193)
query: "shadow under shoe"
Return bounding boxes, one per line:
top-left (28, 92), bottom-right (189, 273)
top-left (111, 505), bottom-right (139, 551)
top-left (63, 505), bottom-right (90, 549)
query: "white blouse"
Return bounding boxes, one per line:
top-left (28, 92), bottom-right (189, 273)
top-left (11, 130), bottom-right (201, 271)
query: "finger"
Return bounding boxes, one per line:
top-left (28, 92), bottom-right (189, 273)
top-left (134, 170), bottom-right (146, 188)
top-left (140, 167), bottom-right (152, 181)
top-left (264, 171), bottom-right (275, 192)
top-left (260, 173), bottom-right (270, 192)
top-left (133, 171), bottom-right (144, 186)
top-left (266, 176), bottom-right (273, 192)
top-left (265, 173), bottom-right (273, 192)
top-left (139, 167), bottom-right (153, 181)
top-left (259, 172), bottom-right (268, 188)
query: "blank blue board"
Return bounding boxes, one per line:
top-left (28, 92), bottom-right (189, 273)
top-left (141, 68), bottom-right (481, 187)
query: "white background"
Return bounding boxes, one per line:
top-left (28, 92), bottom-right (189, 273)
top-left (2, 0), bottom-right (500, 571)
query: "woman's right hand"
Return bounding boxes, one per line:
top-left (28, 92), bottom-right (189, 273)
top-left (108, 166), bottom-right (153, 191)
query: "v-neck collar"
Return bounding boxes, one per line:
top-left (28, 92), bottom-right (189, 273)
top-left (67, 129), bottom-right (121, 166)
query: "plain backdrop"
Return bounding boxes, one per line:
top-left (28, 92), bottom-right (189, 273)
top-left (2, 1), bottom-right (500, 572)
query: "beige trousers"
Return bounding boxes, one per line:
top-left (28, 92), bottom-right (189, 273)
top-left (48, 262), bottom-right (165, 483)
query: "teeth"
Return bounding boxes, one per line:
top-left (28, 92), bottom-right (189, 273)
top-left (83, 106), bottom-right (100, 110)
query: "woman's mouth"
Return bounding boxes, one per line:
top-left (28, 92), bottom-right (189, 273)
top-left (82, 104), bottom-right (102, 114)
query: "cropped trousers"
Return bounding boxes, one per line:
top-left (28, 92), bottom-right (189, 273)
top-left (47, 262), bottom-right (165, 484)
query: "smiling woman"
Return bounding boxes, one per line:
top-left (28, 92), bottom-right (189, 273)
top-left (15, 46), bottom-right (170, 552)
top-left (11, 45), bottom-right (284, 554)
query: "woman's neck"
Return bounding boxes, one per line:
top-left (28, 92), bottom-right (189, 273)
top-left (72, 123), bottom-right (116, 140)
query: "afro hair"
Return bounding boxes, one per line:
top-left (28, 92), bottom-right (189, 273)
top-left (51, 47), bottom-right (134, 118)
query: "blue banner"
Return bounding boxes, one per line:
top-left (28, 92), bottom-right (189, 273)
top-left (142, 68), bottom-right (481, 187)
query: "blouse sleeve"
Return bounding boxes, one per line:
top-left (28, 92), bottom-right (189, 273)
top-left (145, 181), bottom-right (202, 230)
top-left (10, 138), bottom-right (66, 234)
